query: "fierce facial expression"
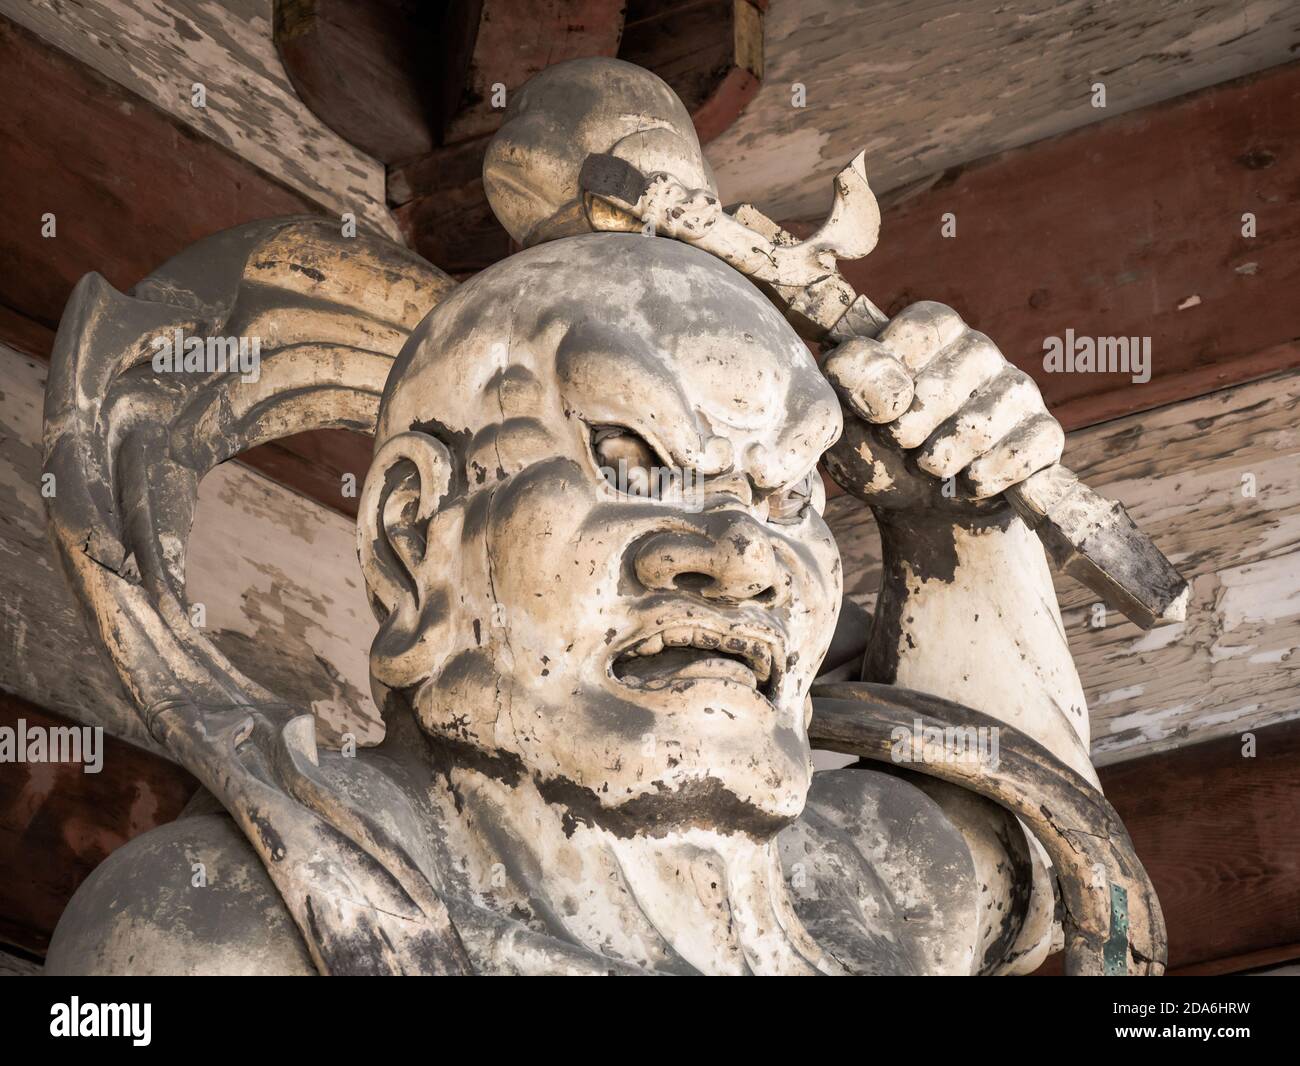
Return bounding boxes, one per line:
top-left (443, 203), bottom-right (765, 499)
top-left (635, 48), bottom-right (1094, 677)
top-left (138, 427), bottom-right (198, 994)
top-left (361, 235), bottom-right (843, 838)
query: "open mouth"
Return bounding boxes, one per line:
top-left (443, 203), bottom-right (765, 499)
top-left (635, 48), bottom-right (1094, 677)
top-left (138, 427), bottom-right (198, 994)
top-left (611, 624), bottom-right (780, 699)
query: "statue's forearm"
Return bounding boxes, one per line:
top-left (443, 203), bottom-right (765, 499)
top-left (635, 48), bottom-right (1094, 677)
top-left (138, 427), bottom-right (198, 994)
top-left (863, 508), bottom-right (1097, 785)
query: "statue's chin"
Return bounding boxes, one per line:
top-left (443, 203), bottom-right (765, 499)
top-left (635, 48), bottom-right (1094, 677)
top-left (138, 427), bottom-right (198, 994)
top-left (413, 665), bottom-right (812, 838)
top-left (588, 676), bottom-right (814, 836)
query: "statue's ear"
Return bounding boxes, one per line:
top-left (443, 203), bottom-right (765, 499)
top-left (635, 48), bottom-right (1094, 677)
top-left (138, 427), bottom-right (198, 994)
top-left (357, 431), bottom-right (454, 622)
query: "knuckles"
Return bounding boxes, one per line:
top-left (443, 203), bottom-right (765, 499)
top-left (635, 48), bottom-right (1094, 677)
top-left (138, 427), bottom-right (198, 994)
top-left (822, 302), bottom-right (1063, 508)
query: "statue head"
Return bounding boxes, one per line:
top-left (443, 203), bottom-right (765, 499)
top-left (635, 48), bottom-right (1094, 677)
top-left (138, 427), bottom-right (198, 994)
top-left (358, 234), bottom-right (842, 838)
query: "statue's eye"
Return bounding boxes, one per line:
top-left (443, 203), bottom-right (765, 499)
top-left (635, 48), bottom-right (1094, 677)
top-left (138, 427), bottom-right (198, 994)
top-left (767, 471), bottom-right (821, 524)
top-left (592, 426), bottom-right (664, 497)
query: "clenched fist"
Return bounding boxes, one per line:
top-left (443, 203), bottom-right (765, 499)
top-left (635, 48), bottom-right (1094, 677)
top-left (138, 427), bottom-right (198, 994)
top-left (821, 301), bottom-right (1063, 513)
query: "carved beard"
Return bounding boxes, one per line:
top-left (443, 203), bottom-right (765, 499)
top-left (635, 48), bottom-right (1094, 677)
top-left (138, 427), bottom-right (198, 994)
top-left (411, 637), bottom-right (811, 836)
top-left (409, 621), bottom-right (830, 972)
top-left (603, 829), bottom-right (842, 976)
top-left (428, 752), bottom-right (840, 975)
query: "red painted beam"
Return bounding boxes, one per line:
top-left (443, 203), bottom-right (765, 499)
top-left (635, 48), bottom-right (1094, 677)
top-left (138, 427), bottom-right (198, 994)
top-left (832, 61), bottom-right (1300, 433)
top-left (0, 18), bottom-right (317, 332)
top-left (0, 16), bottom-right (369, 518)
top-left (0, 693), bottom-right (197, 956)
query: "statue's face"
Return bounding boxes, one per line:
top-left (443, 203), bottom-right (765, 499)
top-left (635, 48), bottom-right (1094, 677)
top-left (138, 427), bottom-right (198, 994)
top-left (366, 236), bottom-right (843, 837)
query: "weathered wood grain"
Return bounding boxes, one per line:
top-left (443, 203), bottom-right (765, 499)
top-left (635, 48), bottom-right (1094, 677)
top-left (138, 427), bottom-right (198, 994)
top-left (826, 365), bottom-right (1300, 764)
top-left (390, 136), bottom-right (517, 278)
top-left (709, 0), bottom-right (1300, 220)
top-left (0, 0), bottom-right (396, 239)
top-left (0, 22), bottom-right (379, 520)
top-left (835, 61), bottom-right (1300, 434)
top-left (0, 949), bottom-right (42, 975)
top-left (440, 0), bottom-right (626, 146)
top-left (0, 17), bottom-right (313, 331)
top-left (620, 0), bottom-right (764, 145)
top-left (0, 343), bottom-right (380, 755)
top-left (273, 0), bottom-right (440, 165)
top-left (238, 428), bottom-right (372, 520)
top-left (388, 0), bottom-right (767, 273)
top-left (386, 1), bottom-right (623, 276)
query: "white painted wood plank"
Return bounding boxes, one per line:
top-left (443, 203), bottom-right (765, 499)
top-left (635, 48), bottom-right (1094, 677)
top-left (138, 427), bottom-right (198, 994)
top-left (709, 0), bottom-right (1300, 220)
top-left (0, 343), bottom-right (379, 757)
top-left (825, 369), bottom-right (1300, 764)
top-left (0, 0), bottom-right (398, 240)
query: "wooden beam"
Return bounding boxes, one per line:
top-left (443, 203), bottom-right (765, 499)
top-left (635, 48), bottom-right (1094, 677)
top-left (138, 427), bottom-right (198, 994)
top-left (1109, 718), bottom-right (1300, 970)
top-left (237, 429), bottom-right (371, 521)
top-left (2, 0), bottom-right (394, 237)
top-left (833, 61), bottom-right (1300, 431)
top-left (709, 0), bottom-right (1300, 224)
top-left (388, 0), bottom-right (766, 274)
top-left (0, 16), bottom-right (371, 518)
top-left (0, 693), bottom-right (198, 956)
top-left (273, 0), bottom-right (442, 165)
top-left (1170, 942), bottom-right (1300, 977)
top-left (385, 1), bottom-right (627, 275)
top-left (0, 306), bottom-right (54, 362)
top-left (0, 948), bottom-right (42, 975)
top-left (620, 0), bottom-right (766, 144)
top-left (0, 16), bottom-right (316, 332)
top-left (389, 136), bottom-right (517, 278)
top-left (440, 0), bottom-right (626, 147)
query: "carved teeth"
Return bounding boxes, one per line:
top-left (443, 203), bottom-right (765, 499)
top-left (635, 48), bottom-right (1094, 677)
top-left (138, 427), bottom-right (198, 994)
top-left (663, 626), bottom-right (693, 648)
top-left (692, 628), bottom-right (721, 650)
top-left (635, 633), bottom-right (664, 656)
top-left (616, 626), bottom-right (779, 692)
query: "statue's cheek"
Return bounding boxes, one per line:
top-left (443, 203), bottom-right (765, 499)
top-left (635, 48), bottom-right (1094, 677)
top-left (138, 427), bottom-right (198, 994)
top-left (483, 466), bottom-right (614, 613)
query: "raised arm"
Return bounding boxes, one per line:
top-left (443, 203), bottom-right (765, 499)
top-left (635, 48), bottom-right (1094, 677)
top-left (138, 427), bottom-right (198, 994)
top-left (820, 300), bottom-right (1095, 785)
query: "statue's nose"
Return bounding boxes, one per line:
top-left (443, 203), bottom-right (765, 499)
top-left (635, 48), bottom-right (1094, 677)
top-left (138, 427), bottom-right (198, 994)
top-left (633, 509), bottom-right (786, 606)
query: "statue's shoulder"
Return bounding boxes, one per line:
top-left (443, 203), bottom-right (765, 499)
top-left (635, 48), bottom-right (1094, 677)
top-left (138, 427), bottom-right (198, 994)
top-left (45, 810), bottom-right (315, 976)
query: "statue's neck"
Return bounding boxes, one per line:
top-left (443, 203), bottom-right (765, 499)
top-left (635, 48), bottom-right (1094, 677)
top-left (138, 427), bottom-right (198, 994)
top-left (433, 766), bottom-right (836, 975)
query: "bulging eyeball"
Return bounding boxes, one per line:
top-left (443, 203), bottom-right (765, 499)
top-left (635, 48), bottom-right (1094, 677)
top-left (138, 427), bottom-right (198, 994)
top-left (483, 57), bottom-right (717, 246)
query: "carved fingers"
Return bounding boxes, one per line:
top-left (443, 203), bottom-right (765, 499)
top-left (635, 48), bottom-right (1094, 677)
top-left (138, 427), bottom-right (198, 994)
top-left (823, 301), bottom-right (1064, 508)
top-left (822, 336), bottom-right (912, 423)
top-left (964, 414), bottom-right (1064, 499)
top-left (890, 329), bottom-right (1006, 448)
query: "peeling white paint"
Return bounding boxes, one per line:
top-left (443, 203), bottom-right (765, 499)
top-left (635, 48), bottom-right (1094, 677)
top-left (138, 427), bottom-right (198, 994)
top-left (2, 0), bottom-right (397, 238)
top-left (707, 0), bottom-right (1300, 219)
